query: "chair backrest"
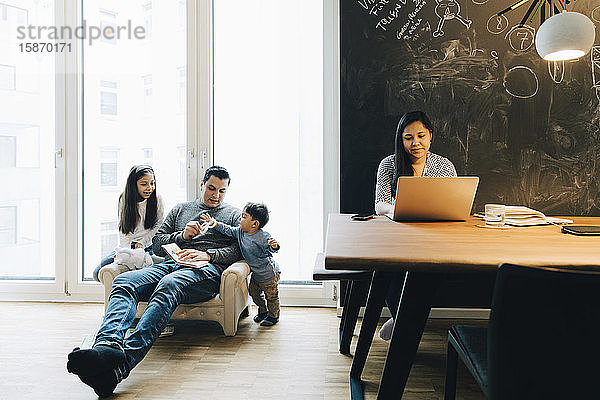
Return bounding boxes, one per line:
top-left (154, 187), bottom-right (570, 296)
top-left (488, 263), bottom-right (600, 400)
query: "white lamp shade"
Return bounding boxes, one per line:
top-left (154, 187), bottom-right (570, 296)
top-left (535, 11), bottom-right (596, 61)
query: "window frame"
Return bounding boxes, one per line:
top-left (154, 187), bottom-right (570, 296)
top-left (0, 0), bottom-right (340, 306)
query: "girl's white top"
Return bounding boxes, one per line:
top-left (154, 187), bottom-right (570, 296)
top-left (118, 193), bottom-right (165, 249)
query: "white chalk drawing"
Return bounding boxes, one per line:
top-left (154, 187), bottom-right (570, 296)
top-left (548, 60), bottom-right (565, 84)
top-left (592, 46), bottom-right (600, 102)
top-left (490, 50), bottom-right (499, 60)
top-left (487, 14), bottom-right (509, 35)
top-left (505, 25), bottom-right (535, 52)
top-left (432, 0), bottom-right (472, 38)
top-left (591, 6), bottom-right (600, 23)
top-left (504, 65), bottom-right (539, 99)
top-left (472, 0), bottom-right (489, 4)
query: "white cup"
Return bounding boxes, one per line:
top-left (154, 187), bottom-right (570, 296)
top-left (485, 204), bottom-right (506, 227)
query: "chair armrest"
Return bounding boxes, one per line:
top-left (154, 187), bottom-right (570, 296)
top-left (98, 262), bottom-right (131, 287)
top-left (98, 262), bottom-right (132, 311)
top-left (220, 260), bottom-right (250, 295)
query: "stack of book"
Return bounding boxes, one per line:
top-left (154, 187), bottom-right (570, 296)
top-left (503, 206), bottom-right (572, 227)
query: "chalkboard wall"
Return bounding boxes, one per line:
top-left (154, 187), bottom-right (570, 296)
top-left (341, 0), bottom-right (600, 216)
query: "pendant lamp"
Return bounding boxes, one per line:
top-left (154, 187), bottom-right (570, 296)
top-left (535, 11), bottom-right (596, 61)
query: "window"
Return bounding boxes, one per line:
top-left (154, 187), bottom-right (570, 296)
top-left (0, 0), bottom-right (55, 282)
top-left (142, 147), bottom-right (153, 164)
top-left (0, 136), bottom-right (16, 167)
top-left (82, 0), bottom-right (187, 280)
top-left (100, 91), bottom-right (117, 115)
top-left (143, 2), bottom-right (152, 38)
top-left (99, 9), bottom-right (117, 45)
top-left (0, 3), bottom-right (28, 25)
top-left (100, 80), bottom-right (118, 115)
top-left (0, 206), bottom-right (17, 246)
top-left (142, 74), bottom-right (152, 114)
top-left (0, 64), bottom-right (16, 91)
top-left (177, 0), bottom-right (185, 29)
top-left (177, 67), bottom-right (185, 114)
top-left (213, 0), bottom-right (323, 281)
top-left (100, 163), bottom-right (117, 186)
top-left (100, 80), bottom-right (118, 89)
top-left (100, 148), bottom-right (118, 186)
top-left (100, 220), bottom-right (118, 256)
top-left (177, 146), bottom-right (185, 188)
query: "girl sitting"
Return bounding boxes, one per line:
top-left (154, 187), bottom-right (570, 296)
top-left (93, 165), bottom-right (164, 281)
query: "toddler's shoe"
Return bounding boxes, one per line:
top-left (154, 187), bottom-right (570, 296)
top-left (253, 312), bottom-right (268, 323)
top-left (260, 316), bottom-right (279, 326)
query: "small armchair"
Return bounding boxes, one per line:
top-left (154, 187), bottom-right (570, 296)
top-left (444, 263), bottom-right (600, 400)
top-left (99, 260), bottom-right (251, 336)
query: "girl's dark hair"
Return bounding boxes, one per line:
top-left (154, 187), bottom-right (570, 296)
top-left (119, 165), bottom-right (157, 235)
top-left (392, 111), bottom-right (434, 196)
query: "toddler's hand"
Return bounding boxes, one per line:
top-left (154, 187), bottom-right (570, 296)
top-left (268, 237), bottom-right (280, 250)
top-left (199, 213), bottom-right (211, 224)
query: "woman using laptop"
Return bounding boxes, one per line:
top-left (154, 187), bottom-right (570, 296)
top-left (374, 110), bottom-right (457, 340)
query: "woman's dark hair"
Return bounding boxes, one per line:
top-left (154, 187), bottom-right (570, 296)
top-left (392, 111), bottom-right (434, 196)
top-left (119, 165), bottom-right (157, 235)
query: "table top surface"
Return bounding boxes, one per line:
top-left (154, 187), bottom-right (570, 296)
top-left (324, 214), bottom-right (600, 273)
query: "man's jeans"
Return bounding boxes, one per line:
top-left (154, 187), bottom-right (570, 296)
top-left (94, 260), bottom-right (221, 374)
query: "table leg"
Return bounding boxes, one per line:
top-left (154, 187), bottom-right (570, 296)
top-left (376, 271), bottom-right (444, 399)
top-left (350, 271), bottom-right (392, 379)
top-left (340, 279), bottom-right (370, 355)
top-left (339, 279), bottom-right (352, 350)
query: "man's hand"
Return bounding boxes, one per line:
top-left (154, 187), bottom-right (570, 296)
top-left (268, 237), bottom-right (280, 250)
top-left (183, 221), bottom-right (202, 240)
top-left (177, 249), bottom-right (210, 262)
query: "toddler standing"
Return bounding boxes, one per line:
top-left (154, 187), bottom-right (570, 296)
top-left (200, 202), bottom-right (281, 326)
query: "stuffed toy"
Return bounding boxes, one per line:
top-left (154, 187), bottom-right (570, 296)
top-left (114, 247), bottom-right (153, 271)
top-left (196, 217), bottom-right (217, 236)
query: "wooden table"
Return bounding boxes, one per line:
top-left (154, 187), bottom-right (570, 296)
top-left (324, 214), bottom-right (600, 399)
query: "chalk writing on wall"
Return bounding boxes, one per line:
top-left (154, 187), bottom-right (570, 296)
top-left (432, 0), bottom-right (472, 37)
top-left (486, 14), bottom-right (509, 35)
top-left (341, 0), bottom-right (600, 216)
top-left (592, 46), bottom-right (600, 102)
top-left (505, 25), bottom-right (535, 52)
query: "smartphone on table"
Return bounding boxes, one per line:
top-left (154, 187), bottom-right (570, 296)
top-left (561, 226), bottom-right (600, 236)
top-left (351, 213), bottom-right (375, 221)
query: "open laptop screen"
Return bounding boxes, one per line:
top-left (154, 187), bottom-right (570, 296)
top-left (387, 177), bottom-right (479, 221)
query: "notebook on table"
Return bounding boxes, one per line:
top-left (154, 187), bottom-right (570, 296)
top-left (386, 176), bottom-right (479, 222)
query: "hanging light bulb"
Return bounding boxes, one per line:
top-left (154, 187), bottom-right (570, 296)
top-left (535, 11), bottom-right (596, 61)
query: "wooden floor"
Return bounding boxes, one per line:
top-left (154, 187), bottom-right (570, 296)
top-left (0, 302), bottom-right (486, 400)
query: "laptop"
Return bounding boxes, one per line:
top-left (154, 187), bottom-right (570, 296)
top-left (386, 176), bottom-right (479, 221)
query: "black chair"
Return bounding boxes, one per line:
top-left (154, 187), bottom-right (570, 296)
top-left (444, 263), bottom-right (600, 400)
top-left (312, 253), bottom-right (372, 355)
